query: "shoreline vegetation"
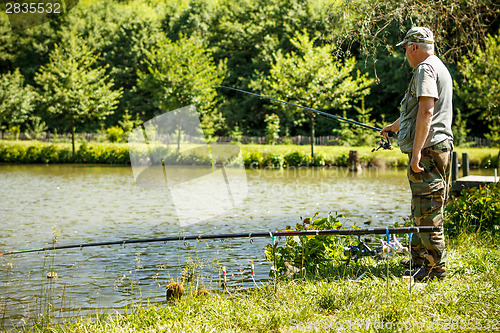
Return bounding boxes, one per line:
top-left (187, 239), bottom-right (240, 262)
top-left (0, 140), bottom-right (498, 169)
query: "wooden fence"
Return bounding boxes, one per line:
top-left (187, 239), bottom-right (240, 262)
top-left (0, 132), bottom-right (498, 147)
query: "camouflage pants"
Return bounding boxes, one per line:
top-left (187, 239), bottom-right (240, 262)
top-left (408, 139), bottom-right (453, 273)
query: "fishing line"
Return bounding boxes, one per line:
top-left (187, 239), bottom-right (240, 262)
top-left (219, 85), bottom-right (398, 139)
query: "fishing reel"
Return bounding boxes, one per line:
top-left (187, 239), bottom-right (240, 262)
top-left (343, 236), bottom-right (378, 264)
top-left (372, 138), bottom-right (394, 152)
top-left (372, 131), bottom-right (397, 152)
top-left (343, 234), bottom-right (409, 264)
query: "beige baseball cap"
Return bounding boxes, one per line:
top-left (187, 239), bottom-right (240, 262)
top-left (396, 27), bottom-right (435, 46)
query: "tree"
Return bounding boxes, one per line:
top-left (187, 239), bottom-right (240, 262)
top-left (317, 0), bottom-right (500, 127)
top-left (253, 30), bottom-right (375, 156)
top-left (451, 108), bottom-right (470, 147)
top-left (96, 2), bottom-right (164, 124)
top-left (138, 34), bottom-right (226, 138)
top-left (456, 30), bottom-right (500, 144)
top-left (332, 97), bottom-right (380, 146)
top-left (35, 35), bottom-right (122, 154)
top-left (265, 113), bottom-right (280, 145)
top-left (0, 69), bottom-right (36, 138)
top-left (325, 0), bottom-right (500, 63)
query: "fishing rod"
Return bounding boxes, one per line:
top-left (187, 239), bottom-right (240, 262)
top-left (220, 86), bottom-right (397, 150)
top-left (0, 226), bottom-right (439, 256)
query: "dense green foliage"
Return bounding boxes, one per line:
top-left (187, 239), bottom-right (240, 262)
top-left (0, 69), bottom-right (36, 134)
top-left (456, 30), bottom-right (500, 144)
top-left (138, 34), bottom-right (226, 138)
top-left (34, 34), bottom-right (122, 153)
top-left (0, 141), bottom-right (130, 164)
top-left (445, 183), bottom-right (500, 236)
top-left (2, 141), bottom-right (498, 169)
top-left (264, 113), bottom-right (280, 145)
top-left (0, 141), bottom-right (348, 166)
top-left (265, 212), bottom-right (349, 279)
top-left (0, 0), bottom-right (499, 143)
top-left (253, 30), bottom-right (375, 154)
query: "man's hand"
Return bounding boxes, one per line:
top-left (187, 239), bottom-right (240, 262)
top-left (410, 151), bottom-right (424, 173)
top-left (380, 118), bottom-right (400, 139)
top-left (380, 125), bottom-right (395, 139)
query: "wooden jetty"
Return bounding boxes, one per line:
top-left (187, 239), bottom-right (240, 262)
top-left (451, 152), bottom-right (498, 196)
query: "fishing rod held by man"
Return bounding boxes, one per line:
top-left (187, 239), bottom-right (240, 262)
top-left (219, 86), bottom-right (398, 145)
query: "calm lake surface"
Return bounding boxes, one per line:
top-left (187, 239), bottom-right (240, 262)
top-left (0, 164), bottom-right (492, 327)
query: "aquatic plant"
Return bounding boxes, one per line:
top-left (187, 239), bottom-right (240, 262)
top-left (265, 212), bottom-right (351, 279)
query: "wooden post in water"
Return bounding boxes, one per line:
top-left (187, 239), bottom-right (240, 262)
top-left (462, 153), bottom-right (469, 177)
top-left (348, 150), bottom-right (361, 172)
top-left (452, 152), bottom-right (459, 181)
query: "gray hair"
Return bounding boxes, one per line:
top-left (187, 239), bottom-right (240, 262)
top-left (415, 42), bottom-right (434, 53)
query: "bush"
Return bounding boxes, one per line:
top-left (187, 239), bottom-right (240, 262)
top-left (283, 151), bottom-right (307, 167)
top-left (264, 114), bottom-right (280, 145)
top-left (262, 153), bottom-right (283, 168)
top-left (0, 142), bottom-right (19, 162)
top-left (265, 212), bottom-right (348, 279)
top-left (106, 126), bottom-right (124, 143)
top-left (479, 154), bottom-right (500, 169)
top-left (335, 152), bottom-right (349, 167)
top-left (445, 183), bottom-right (500, 236)
top-left (311, 152), bottom-right (326, 166)
top-left (23, 145), bottom-right (42, 163)
top-left (58, 147), bottom-right (74, 163)
top-left (243, 151), bottom-right (263, 168)
top-left (40, 145), bottom-right (59, 163)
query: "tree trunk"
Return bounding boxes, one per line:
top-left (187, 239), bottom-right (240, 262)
top-left (348, 150), bottom-right (361, 172)
top-left (177, 117), bottom-right (182, 153)
top-left (310, 115), bottom-right (315, 158)
top-left (71, 118), bottom-right (75, 155)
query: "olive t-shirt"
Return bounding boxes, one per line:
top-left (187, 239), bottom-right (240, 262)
top-left (398, 55), bottom-right (454, 154)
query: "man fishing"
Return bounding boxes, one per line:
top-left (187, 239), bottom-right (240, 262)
top-left (381, 27), bottom-right (454, 281)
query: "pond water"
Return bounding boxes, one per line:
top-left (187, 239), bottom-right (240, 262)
top-left (1, 163), bottom-right (488, 327)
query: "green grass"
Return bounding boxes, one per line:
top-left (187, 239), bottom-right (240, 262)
top-left (13, 233), bottom-right (500, 333)
top-left (454, 147), bottom-right (500, 168)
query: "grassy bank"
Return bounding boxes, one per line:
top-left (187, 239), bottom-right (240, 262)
top-left (4, 185), bottom-right (499, 332)
top-left (0, 140), bottom-right (498, 168)
top-left (13, 233), bottom-right (500, 333)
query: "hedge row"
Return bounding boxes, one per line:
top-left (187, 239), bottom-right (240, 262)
top-left (0, 142), bottom-right (360, 167)
top-left (0, 141), bottom-right (421, 168)
top-left (243, 151), bottom-right (341, 168)
top-left (0, 142), bottom-right (130, 164)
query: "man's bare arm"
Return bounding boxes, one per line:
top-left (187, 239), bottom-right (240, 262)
top-left (410, 96), bottom-right (434, 173)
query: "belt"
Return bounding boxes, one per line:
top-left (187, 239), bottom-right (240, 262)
top-left (423, 139), bottom-right (453, 152)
